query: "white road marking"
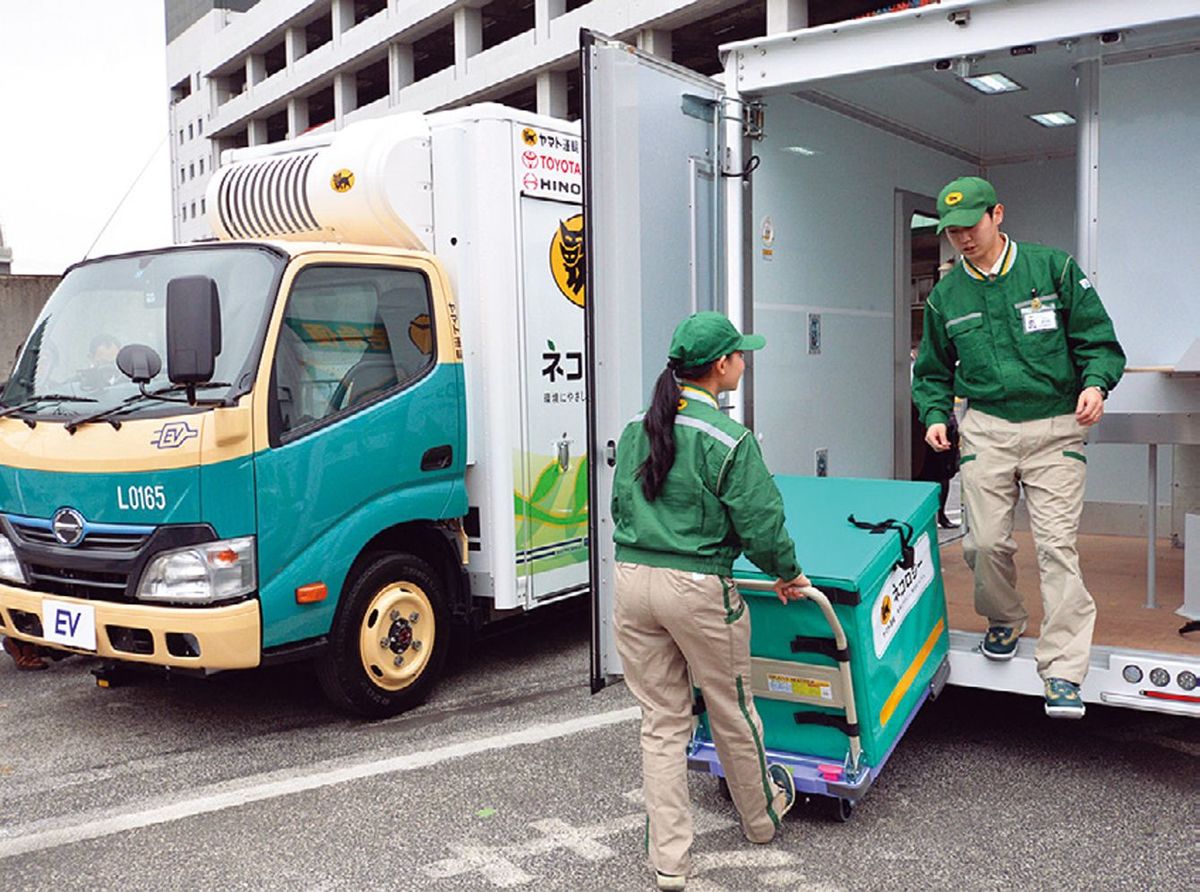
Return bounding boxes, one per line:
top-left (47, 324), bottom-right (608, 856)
top-left (422, 809), bottom-right (647, 885)
top-left (0, 705), bottom-right (641, 861)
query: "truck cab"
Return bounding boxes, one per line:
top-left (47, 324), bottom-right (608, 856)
top-left (0, 105), bottom-right (587, 716)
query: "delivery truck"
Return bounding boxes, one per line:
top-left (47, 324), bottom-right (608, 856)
top-left (0, 105), bottom-right (589, 716)
top-left (584, 0), bottom-right (1199, 723)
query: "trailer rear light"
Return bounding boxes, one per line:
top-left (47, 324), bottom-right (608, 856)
top-left (1142, 690), bottom-right (1200, 704)
top-left (1177, 671), bottom-right (1197, 692)
top-left (1148, 667), bottom-right (1170, 687)
top-left (1121, 664), bottom-right (1143, 684)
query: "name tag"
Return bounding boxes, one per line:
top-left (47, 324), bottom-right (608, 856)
top-left (1023, 309), bottom-right (1058, 333)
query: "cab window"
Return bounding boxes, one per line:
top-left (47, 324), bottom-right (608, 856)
top-left (272, 265), bottom-right (435, 439)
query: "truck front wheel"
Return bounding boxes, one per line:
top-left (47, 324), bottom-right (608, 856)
top-left (317, 553), bottom-right (449, 717)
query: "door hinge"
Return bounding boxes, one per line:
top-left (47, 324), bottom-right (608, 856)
top-left (743, 101), bottom-right (765, 141)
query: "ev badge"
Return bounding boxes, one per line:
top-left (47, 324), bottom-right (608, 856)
top-left (151, 421), bottom-right (199, 449)
top-left (51, 508), bottom-right (86, 547)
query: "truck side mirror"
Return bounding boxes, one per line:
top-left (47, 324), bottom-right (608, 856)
top-left (166, 276), bottom-right (222, 385)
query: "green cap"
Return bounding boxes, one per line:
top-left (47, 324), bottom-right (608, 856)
top-left (936, 176), bottom-right (997, 233)
top-left (668, 311), bottom-right (766, 368)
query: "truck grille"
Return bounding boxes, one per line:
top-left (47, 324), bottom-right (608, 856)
top-left (25, 564), bottom-right (129, 600)
top-left (10, 519), bottom-right (150, 552)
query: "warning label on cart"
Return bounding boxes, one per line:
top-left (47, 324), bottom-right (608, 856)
top-left (767, 673), bottom-right (833, 702)
top-left (872, 532), bottom-right (934, 658)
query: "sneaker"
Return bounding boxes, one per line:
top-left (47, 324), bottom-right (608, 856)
top-left (656, 870), bottom-right (686, 890)
top-left (767, 763), bottom-right (796, 822)
top-left (1044, 677), bottom-right (1085, 719)
top-left (981, 625), bottom-right (1019, 661)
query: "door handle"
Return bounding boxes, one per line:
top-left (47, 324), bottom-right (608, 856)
top-left (421, 444), bottom-right (453, 471)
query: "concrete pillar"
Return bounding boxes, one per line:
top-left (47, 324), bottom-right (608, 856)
top-left (766, 0), bottom-right (809, 34)
top-left (536, 0), bottom-right (567, 42)
top-left (332, 0), bottom-right (354, 41)
top-left (334, 71), bottom-right (356, 125)
top-left (390, 42), bottom-right (414, 103)
top-left (285, 26), bottom-right (306, 67)
top-left (247, 53), bottom-right (266, 88)
top-left (247, 118), bottom-right (268, 146)
top-left (288, 96), bottom-right (309, 139)
top-left (636, 28), bottom-right (672, 61)
top-left (455, 6), bottom-right (483, 76)
top-left (536, 70), bottom-right (568, 119)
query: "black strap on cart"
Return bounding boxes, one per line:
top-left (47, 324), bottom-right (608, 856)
top-left (792, 711), bottom-right (860, 737)
top-left (847, 514), bottom-right (915, 569)
top-left (790, 635), bottom-right (850, 662)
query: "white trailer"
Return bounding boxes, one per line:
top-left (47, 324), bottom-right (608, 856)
top-left (584, 0), bottom-right (1200, 716)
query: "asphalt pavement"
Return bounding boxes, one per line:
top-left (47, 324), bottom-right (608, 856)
top-left (0, 604), bottom-right (1193, 891)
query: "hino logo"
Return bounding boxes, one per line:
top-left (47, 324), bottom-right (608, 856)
top-left (51, 508), bottom-right (86, 547)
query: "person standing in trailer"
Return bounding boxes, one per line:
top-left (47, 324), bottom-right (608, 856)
top-left (611, 312), bottom-right (806, 890)
top-left (912, 176), bottom-right (1125, 719)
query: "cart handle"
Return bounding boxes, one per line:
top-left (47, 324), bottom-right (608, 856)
top-left (734, 578), bottom-right (863, 772)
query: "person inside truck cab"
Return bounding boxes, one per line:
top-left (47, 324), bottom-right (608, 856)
top-left (611, 312), bottom-right (808, 890)
top-left (78, 333), bottom-right (121, 392)
top-left (912, 176), bottom-right (1125, 719)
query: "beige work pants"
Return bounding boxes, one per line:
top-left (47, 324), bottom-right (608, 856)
top-left (614, 562), bottom-right (788, 877)
top-left (959, 409), bottom-right (1096, 683)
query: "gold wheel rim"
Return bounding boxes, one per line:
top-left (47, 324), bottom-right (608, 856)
top-left (358, 581), bottom-right (435, 692)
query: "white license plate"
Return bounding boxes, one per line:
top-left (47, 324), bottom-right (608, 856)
top-left (41, 599), bottom-right (97, 651)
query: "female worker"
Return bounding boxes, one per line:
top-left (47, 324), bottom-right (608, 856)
top-left (612, 312), bottom-right (809, 890)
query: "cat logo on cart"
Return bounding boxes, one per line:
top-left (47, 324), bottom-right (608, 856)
top-left (522, 127), bottom-right (538, 146)
top-left (880, 594), bottom-right (893, 626)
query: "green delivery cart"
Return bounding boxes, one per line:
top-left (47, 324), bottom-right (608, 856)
top-left (688, 476), bottom-right (951, 821)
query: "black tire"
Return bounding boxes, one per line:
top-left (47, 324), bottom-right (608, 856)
top-left (829, 797), bottom-right (855, 823)
top-left (316, 552), bottom-right (449, 718)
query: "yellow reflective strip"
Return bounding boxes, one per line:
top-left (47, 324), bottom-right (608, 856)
top-left (999, 237), bottom-right (1016, 275)
top-left (879, 617), bottom-right (945, 727)
top-left (680, 385), bottom-right (718, 408)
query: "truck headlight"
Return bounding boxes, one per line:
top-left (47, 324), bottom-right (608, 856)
top-left (136, 536), bottom-right (256, 605)
top-left (0, 533), bottom-right (26, 585)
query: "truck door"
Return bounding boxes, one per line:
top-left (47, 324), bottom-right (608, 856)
top-left (582, 31), bottom-right (735, 691)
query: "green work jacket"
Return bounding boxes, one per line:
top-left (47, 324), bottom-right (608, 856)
top-left (612, 385), bottom-right (802, 580)
top-left (913, 240), bottom-right (1125, 427)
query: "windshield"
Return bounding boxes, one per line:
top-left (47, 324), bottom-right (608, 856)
top-left (1, 245), bottom-right (284, 420)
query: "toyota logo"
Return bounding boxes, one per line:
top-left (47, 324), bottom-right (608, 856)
top-left (51, 508), bottom-right (86, 547)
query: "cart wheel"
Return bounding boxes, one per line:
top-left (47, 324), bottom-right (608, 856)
top-left (717, 777), bottom-right (732, 801)
top-left (829, 797), bottom-right (855, 823)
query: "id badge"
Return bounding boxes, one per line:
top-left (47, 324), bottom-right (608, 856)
top-left (1023, 309), bottom-right (1057, 333)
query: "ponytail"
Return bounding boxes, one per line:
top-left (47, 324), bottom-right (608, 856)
top-left (638, 357), bottom-right (714, 501)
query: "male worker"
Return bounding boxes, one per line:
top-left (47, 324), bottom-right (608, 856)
top-left (912, 176), bottom-right (1124, 718)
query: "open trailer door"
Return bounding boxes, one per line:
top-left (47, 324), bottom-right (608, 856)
top-left (582, 30), bottom-right (741, 691)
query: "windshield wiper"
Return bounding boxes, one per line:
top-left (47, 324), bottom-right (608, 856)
top-left (0, 394), bottom-right (99, 428)
top-left (64, 382), bottom-right (232, 435)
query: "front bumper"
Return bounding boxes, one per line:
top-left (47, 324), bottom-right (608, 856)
top-left (0, 583), bottom-right (260, 670)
